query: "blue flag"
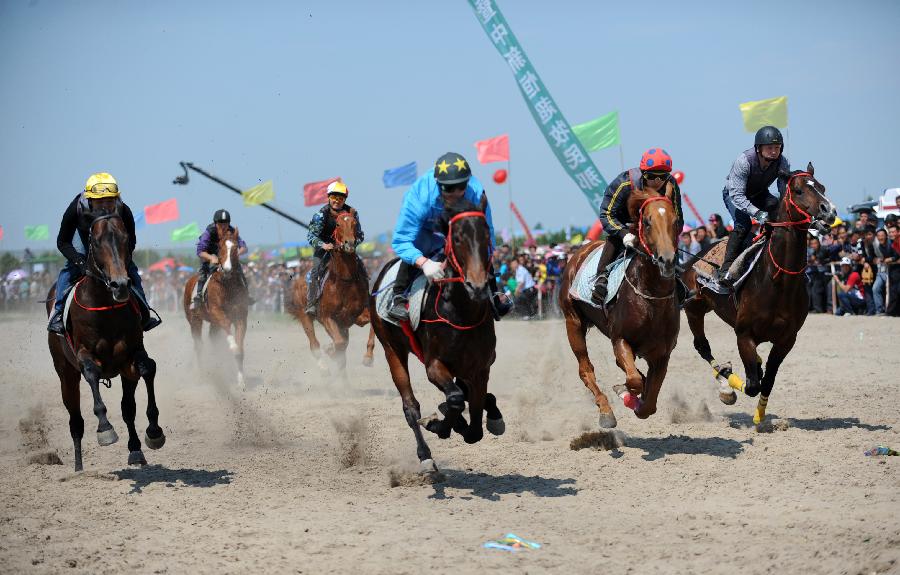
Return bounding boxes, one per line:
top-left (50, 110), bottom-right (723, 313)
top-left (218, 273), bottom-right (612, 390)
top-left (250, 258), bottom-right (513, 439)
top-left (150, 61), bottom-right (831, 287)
top-left (382, 161), bottom-right (418, 188)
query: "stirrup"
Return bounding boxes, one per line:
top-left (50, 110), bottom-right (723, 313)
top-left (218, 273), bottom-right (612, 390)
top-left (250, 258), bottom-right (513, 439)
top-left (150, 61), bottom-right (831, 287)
top-left (387, 295), bottom-right (409, 321)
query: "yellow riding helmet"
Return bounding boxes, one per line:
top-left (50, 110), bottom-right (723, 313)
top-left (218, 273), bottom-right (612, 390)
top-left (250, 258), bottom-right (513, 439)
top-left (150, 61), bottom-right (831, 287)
top-left (326, 181), bottom-right (348, 197)
top-left (84, 172), bottom-right (120, 199)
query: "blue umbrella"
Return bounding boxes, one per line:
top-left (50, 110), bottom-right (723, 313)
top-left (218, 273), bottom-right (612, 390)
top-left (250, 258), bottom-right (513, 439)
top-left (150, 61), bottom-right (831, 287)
top-left (177, 265), bottom-right (194, 272)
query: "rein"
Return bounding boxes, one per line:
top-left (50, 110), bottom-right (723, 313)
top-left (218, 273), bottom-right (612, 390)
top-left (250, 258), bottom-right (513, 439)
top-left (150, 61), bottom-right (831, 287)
top-left (764, 171), bottom-right (814, 278)
top-left (72, 277), bottom-right (137, 312)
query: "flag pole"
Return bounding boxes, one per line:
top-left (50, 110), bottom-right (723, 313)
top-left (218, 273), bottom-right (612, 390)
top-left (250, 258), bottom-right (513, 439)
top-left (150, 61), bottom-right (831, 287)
top-left (619, 144), bottom-right (625, 173)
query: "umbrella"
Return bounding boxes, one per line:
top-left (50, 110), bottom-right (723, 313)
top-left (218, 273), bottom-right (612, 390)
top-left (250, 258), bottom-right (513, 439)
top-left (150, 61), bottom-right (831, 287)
top-left (5, 269), bottom-right (28, 281)
top-left (176, 265), bottom-right (194, 272)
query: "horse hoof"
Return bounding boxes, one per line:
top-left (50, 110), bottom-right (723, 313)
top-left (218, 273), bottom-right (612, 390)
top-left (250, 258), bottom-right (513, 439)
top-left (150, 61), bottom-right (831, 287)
top-left (420, 459), bottom-right (438, 474)
top-left (144, 431), bottom-right (166, 450)
top-left (486, 417), bottom-right (506, 436)
top-left (719, 391), bottom-right (738, 405)
top-left (598, 412), bottom-right (618, 429)
top-left (362, 356), bottom-right (374, 367)
top-left (127, 450), bottom-right (147, 466)
top-left (97, 427), bottom-right (119, 446)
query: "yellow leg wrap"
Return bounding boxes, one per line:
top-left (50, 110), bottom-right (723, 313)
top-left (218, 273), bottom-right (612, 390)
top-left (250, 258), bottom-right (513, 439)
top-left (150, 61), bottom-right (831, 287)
top-left (753, 395), bottom-right (769, 425)
top-left (727, 373), bottom-right (745, 393)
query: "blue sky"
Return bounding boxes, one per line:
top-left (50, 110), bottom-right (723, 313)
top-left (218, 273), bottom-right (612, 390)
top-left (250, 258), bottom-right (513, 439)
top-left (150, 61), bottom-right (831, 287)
top-left (1, 0), bottom-right (898, 251)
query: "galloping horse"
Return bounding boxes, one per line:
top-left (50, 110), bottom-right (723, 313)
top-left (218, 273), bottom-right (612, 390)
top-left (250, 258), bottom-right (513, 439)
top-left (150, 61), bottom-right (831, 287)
top-left (183, 227), bottom-right (250, 388)
top-left (559, 183), bottom-right (680, 426)
top-left (290, 208), bottom-right (375, 370)
top-left (683, 163), bottom-right (836, 424)
top-left (370, 194), bottom-right (503, 475)
top-left (47, 213), bottom-right (165, 471)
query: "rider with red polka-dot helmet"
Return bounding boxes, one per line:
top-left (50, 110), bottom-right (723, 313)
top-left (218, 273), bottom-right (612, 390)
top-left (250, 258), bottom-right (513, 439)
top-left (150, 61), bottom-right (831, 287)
top-left (590, 148), bottom-right (684, 305)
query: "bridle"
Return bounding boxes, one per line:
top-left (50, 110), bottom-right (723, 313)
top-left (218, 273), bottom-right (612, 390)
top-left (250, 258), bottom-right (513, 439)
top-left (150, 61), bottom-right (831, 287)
top-left (763, 171), bottom-right (817, 278)
top-left (85, 213), bottom-right (128, 292)
top-left (435, 211), bottom-right (489, 285)
top-left (331, 212), bottom-right (358, 254)
top-left (635, 195), bottom-right (675, 268)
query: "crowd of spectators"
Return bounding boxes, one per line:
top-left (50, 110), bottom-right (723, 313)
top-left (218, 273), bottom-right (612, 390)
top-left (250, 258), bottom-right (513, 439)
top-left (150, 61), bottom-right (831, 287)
top-left (0, 271), bottom-right (53, 313)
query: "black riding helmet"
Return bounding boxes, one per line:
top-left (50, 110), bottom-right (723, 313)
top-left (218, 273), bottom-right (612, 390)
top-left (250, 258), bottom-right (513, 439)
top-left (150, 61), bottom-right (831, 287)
top-left (434, 152), bottom-right (472, 186)
top-left (754, 126), bottom-right (784, 148)
top-left (213, 209), bottom-right (231, 223)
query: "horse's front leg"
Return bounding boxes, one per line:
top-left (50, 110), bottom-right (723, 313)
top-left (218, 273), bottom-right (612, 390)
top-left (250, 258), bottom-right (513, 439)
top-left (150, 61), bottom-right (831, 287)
top-left (755, 336), bottom-right (797, 424)
top-left (120, 367), bottom-right (146, 466)
top-left (736, 332), bottom-right (762, 397)
top-left (423, 359), bottom-right (464, 439)
top-left (136, 349), bottom-right (165, 450)
top-left (610, 338), bottom-right (644, 412)
top-left (78, 353), bottom-right (118, 446)
top-left (564, 313), bottom-right (617, 428)
top-left (634, 356), bottom-right (670, 420)
top-left (461, 369), bottom-right (491, 445)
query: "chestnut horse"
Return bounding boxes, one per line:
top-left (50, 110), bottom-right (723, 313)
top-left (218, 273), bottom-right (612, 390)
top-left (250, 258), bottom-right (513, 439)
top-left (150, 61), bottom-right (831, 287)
top-left (290, 209), bottom-right (375, 371)
top-left (183, 227), bottom-right (250, 388)
top-left (559, 183), bottom-right (680, 427)
top-left (683, 163), bottom-right (837, 424)
top-left (47, 213), bottom-right (165, 471)
top-left (370, 194), bottom-right (504, 476)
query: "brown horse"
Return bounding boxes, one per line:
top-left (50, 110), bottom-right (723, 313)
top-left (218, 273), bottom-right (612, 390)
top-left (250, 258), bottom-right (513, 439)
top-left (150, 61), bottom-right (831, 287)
top-left (559, 184), bottom-right (680, 427)
top-left (290, 209), bottom-right (375, 371)
top-left (47, 213), bottom-right (165, 471)
top-left (370, 194), bottom-right (503, 475)
top-left (683, 163), bottom-right (837, 424)
top-left (183, 227), bottom-right (250, 388)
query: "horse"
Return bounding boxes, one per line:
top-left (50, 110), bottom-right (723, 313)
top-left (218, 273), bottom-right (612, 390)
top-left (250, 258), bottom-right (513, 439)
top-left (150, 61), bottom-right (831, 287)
top-left (559, 183), bottom-right (680, 427)
top-left (289, 208), bottom-right (375, 371)
top-left (682, 163), bottom-right (837, 424)
top-left (369, 194), bottom-right (504, 475)
top-left (183, 226), bottom-right (250, 388)
top-left (46, 213), bottom-right (165, 471)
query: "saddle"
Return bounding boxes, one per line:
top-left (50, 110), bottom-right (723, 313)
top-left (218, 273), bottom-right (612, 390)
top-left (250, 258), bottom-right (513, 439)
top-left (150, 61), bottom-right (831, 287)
top-left (374, 260), bottom-right (428, 330)
top-left (569, 247), bottom-right (633, 308)
top-left (693, 236), bottom-right (766, 294)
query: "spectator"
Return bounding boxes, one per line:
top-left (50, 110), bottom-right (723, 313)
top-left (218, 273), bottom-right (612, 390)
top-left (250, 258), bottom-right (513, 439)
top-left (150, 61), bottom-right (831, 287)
top-left (834, 257), bottom-right (866, 316)
top-left (694, 226), bottom-right (712, 252)
top-left (806, 235), bottom-right (830, 313)
top-left (707, 213), bottom-right (729, 239)
top-left (510, 258), bottom-right (537, 319)
top-left (870, 228), bottom-right (897, 316)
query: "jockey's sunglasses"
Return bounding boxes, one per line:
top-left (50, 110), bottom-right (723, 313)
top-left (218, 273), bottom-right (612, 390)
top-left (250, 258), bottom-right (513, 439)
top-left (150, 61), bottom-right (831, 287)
top-left (643, 172), bottom-right (668, 182)
top-left (90, 183), bottom-right (119, 195)
top-left (440, 182), bottom-right (468, 193)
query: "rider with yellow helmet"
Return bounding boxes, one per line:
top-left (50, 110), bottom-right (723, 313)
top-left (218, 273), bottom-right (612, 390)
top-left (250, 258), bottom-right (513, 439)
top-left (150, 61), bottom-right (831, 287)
top-left (48, 172), bottom-right (161, 334)
top-left (304, 180), bottom-right (365, 315)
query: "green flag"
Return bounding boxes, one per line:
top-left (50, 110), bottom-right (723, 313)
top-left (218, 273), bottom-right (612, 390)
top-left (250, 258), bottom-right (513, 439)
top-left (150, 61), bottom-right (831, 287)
top-left (739, 96), bottom-right (788, 132)
top-left (242, 180), bottom-right (275, 206)
top-left (467, 0), bottom-right (607, 216)
top-left (25, 225), bottom-right (49, 241)
top-left (171, 222), bottom-right (199, 243)
top-left (572, 111), bottom-right (620, 152)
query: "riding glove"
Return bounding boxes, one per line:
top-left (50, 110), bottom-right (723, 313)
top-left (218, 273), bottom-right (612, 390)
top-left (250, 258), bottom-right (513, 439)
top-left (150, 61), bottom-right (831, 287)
top-left (72, 254), bottom-right (87, 274)
top-left (754, 210), bottom-right (768, 225)
top-left (421, 259), bottom-right (445, 280)
top-left (622, 232), bottom-right (637, 249)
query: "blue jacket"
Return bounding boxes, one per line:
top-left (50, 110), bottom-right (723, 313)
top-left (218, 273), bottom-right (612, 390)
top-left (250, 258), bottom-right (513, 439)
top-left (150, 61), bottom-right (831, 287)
top-left (392, 173), bottom-right (495, 265)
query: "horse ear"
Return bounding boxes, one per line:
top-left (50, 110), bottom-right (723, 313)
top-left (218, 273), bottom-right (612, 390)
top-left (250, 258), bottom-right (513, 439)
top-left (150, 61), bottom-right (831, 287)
top-left (664, 181), bottom-right (674, 200)
top-left (806, 162), bottom-right (814, 176)
top-left (233, 226), bottom-right (239, 238)
top-left (479, 191), bottom-right (488, 213)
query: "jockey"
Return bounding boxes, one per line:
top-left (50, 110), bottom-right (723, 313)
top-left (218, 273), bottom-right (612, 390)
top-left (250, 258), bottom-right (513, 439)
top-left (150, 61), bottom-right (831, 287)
top-left (387, 152), bottom-right (512, 322)
top-left (305, 181), bottom-right (365, 315)
top-left (715, 126), bottom-right (791, 285)
top-left (192, 209), bottom-right (247, 308)
top-left (48, 172), bottom-right (161, 334)
top-left (591, 148), bottom-right (684, 305)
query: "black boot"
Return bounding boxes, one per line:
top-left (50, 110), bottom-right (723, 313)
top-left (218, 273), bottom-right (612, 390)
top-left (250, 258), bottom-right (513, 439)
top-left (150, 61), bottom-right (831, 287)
top-left (47, 308), bottom-right (64, 334)
top-left (306, 269), bottom-right (320, 315)
top-left (387, 261), bottom-right (413, 322)
top-left (676, 278), bottom-right (695, 309)
top-left (715, 226), bottom-right (747, 286)
top-left (192, 273), bottom-right (207, 309)
top-left (591, 240), bottom-right (620, 305)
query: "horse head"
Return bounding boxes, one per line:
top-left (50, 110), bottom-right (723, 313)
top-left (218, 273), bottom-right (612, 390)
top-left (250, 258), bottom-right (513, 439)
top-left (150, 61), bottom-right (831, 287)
top-left (333, 209), bottom-right (358, 253)
top-left (88, 213), bottom-right (132, 302)
top-left (776, 163), bottom-right (837, 234)
top-left (626, 183), bottom-right (678, 278)
top-left (439, 192), bottom-right (491, 301)
top-left (218, 227), bottom-right (241, 277)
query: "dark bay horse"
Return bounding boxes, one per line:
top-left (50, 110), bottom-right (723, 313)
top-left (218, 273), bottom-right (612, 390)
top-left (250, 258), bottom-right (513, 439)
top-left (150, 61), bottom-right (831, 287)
top-left (183, 227), bottom-right (250, 388)
top-left (47, 213), bottom-right (164, 471)
top-left (290, 208), bottom-right (375, 371)
top-left (683, 163), bottom-right (837, 424)
top-left (369, 194), bottom-right (503, 475)
top-left (559, 184), bottom-right (680, 427)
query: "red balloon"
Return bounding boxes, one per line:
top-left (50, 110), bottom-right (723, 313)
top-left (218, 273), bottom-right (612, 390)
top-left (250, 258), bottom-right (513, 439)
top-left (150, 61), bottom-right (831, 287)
top-left (673, 171), bottom-right (685, 184)
top-left (493, 169), bottom-right (508, 184)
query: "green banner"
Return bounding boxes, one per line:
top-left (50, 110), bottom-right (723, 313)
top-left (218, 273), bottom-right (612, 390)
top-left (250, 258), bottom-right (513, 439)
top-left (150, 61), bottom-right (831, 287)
top-left (25, 224), bottom-right (49, 240)
top-left (467, 0), bottom-right (607, 215)
top-left (572, 110), bottom-right (620, 152)
top-left (171, 222), bottom-right (199, 243)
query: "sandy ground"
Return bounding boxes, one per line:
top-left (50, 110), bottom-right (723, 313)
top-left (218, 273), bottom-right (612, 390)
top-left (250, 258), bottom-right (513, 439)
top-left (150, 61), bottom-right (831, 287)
top-left (0, 309), bottom-right (898, 575)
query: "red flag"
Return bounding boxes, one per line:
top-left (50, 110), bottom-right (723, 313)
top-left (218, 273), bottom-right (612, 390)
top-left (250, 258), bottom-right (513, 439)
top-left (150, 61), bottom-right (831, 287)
top-left (474, 134), bottom-right (510, 164)
top-left (144, 198), bottom-right (180, 224)
top-left (303, 177), bottom-right (341, 207)
top-left (0, 225), bottom-right (4, 242)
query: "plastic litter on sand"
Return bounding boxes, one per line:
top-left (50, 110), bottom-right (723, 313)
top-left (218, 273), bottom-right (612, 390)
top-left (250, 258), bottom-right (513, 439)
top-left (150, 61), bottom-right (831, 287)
top-left (864, 446), bottom-right (898, 456)
top-left (483, 533), bottom-right (542, 552)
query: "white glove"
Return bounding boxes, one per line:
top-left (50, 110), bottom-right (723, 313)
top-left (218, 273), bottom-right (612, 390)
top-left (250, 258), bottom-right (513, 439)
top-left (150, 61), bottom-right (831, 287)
top-left (622, 232), bottom-right (637, 249)
top-left (421, 259), bottom-right (445, 280)
top-left (755, 210), bottom-right (768, 224)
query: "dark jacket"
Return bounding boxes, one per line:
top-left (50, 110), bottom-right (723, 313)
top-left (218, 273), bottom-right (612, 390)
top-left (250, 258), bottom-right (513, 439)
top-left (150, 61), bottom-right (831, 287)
top-left (196, 224), bottom-right (247, 256)
top-left (56, 193), bottom-right (136, 264)
top-left (307, 203), bottom-right (364, 257)
top-left (598, 168), bottom-right (683, 239)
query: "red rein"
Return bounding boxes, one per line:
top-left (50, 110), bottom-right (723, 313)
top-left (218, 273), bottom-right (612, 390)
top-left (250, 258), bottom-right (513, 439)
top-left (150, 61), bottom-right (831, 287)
top-left (72, 277), bottom-right (136, 312)
top-left (765, 172), bottom-right (815, 278)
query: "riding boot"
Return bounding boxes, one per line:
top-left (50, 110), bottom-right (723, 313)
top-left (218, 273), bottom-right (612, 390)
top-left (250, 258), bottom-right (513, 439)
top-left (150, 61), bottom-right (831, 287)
top-left (488, 272), bottom-right (512, 320)
top-left (676, 278), bottom-right (695, 309)
top-left (48, 260), bottom-right (79, 334)
top-left (591, 240), bottom-right (621, 305)
top-left (128, 264), bottom-right (161, 332)
top-left (193, 270), bottom-right (208, 309)
top-left (306, 262), bottom-right (321, 316)
top-left (388, 261), bottom-right (414, 322)
top-left (715, 226), bottom-right (748, 286)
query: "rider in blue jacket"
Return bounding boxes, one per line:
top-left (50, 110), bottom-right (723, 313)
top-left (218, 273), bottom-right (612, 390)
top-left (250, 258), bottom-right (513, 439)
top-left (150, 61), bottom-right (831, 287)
top-left (387, 152), bottom-right (511, 321)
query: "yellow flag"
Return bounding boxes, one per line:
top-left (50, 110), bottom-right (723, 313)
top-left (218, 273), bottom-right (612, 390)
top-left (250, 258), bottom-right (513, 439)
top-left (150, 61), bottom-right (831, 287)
top-left (739, 96), bottom-right (788, 132)
top-left (242, 180), bottom-right (274, 206)
top-left (570, 233), bottom-right (584, 244)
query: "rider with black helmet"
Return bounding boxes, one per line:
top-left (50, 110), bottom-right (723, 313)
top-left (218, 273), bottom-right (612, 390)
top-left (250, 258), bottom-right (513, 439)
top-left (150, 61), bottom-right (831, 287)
top-left (192, 209), bottom-right (247, 308)
top-left (715, 125), bottom-right (791, 284)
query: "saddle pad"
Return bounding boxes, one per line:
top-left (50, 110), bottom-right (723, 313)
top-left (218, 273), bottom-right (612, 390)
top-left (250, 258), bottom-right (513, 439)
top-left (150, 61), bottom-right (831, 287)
top-left (695, 237), bottom-right (766, 294)
top-left (62, 284), bottom-right (77, 332)
top-left (374, 260), bottom-right (427, 330)
top-left (569, 247), bottom-right (633, 308)
top-left (191, 274), bottom-right (214, 301)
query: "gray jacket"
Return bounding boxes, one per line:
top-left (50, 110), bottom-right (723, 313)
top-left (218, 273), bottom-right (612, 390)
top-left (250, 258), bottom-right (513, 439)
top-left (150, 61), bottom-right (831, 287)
top-left (724, 149), bottom-right (790, 216)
